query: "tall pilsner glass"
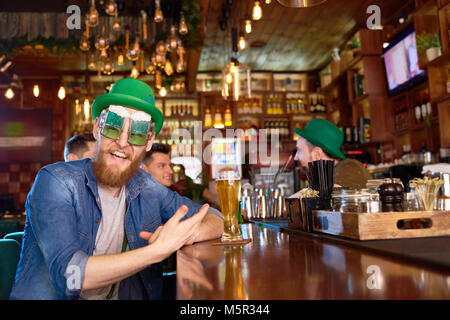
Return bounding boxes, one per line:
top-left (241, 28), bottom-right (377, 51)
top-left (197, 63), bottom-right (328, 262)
top-left (215, 170), bottom-right (243, 241)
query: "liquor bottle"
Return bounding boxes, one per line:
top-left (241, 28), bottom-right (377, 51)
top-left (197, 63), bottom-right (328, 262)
top-left (425, 93), bottom-right (432, 116)
top-left (421, 94), bottom-right (427, 121)
top-left (414, 95), bottom-right (422, 123)
top-left (309, 97), bottom-right (315, 113)
top-left (316, 96), bottom-right (322, 112)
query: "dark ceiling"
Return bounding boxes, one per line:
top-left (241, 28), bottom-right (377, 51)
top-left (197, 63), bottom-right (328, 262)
top-left (0, 0), bottom-right (411, 79)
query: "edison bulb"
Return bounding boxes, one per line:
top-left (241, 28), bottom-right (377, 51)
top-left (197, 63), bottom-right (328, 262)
top-left (252, 1), bottom-right (262, 20)
top-left (179, 13), bottom-right (188, 35)
top-left (245, 19), bottom-right (252, 34)
top-left (5, 88), bottom-right (14, 99)
top-left (130, 66), bottom-right (139, 78)
top-left (105, 0), bottom-right (117, 16)
top-left (58, 86), bottom-right (66, 100)
top-left (159, 87), bottom-right (167, 97)
top-left (95, 35), bottom-right (109, 50)
top-left (79, 34), bottom-right (90, 51)
top-left (33, 85), bottom-right (39, 97)
top-left (86, 2), bottom-right (99, 27)
top-left (154, 0), bottom-right (164, 23)
top-left (238, 33), bottom-right (247, 50)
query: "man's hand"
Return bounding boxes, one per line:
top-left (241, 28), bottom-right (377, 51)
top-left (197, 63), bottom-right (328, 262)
top-left (139, 204), bottom-right (209, 261)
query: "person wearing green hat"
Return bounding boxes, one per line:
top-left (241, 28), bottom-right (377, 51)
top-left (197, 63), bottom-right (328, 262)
top-left (294, 118), bottom-right (371, 189)
top-left (10, 78), bottom-right (223, 300)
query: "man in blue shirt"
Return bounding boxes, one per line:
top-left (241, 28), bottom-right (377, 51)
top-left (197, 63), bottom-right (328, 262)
top-left (10, 79), bottom-right (224, 300)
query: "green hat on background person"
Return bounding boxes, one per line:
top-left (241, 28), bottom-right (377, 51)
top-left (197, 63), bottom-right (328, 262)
top-left (92, 78), bottom-right (164, 136)
top-left (294, 118), bottom-right (346, 160)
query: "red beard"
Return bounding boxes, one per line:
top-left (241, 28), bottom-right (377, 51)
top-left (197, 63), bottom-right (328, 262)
top-left (92, 144), bottom-right (145, 188)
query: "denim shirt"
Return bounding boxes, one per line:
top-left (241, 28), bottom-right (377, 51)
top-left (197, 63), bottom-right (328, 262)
top-left (9, 159), bottom-right (207, 300)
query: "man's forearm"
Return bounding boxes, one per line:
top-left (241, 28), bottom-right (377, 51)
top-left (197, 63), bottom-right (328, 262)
top-left (193, 213), bottom-right (224, 243)
top-left (82, 244), bottom-right (164, 291)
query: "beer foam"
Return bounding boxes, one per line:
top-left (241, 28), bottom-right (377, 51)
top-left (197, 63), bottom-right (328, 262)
top-left (131, 111), bottom-right (151, 122)
top-left (109, 105), bottom-right (130, 118)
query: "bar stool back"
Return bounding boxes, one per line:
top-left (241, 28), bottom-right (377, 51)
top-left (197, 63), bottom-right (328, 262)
top-left (0, 239), bottom-right (21, 299)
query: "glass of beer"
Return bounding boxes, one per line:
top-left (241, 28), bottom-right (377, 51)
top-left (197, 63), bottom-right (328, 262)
top-left (215, 170), bottom-right (243, 242)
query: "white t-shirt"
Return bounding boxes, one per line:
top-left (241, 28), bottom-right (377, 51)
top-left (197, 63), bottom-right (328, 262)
top-left (81, 186), bottom-right (127, 300)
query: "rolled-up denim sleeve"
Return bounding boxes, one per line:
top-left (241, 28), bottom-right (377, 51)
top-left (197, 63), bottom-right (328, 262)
top-left (27, 168), bottom-right (87, 297)
top-left (159, 187), bottom-right (203, 222)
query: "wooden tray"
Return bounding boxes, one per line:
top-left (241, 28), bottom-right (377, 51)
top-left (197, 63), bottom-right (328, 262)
top-left (311, 210), bottom-right (450, 240)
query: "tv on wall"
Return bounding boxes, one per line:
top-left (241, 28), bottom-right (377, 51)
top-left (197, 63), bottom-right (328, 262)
top-left (383, 26), bottom-right (427, 96)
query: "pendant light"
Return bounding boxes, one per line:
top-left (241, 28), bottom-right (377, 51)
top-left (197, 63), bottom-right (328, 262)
top-left (127, 38), bottom-right (140, 61)
top-left (213, 107), bottom-right (224, 129)
top-left (252, 1), bottom-right (262, 20)
top-left (238, 32), bottom-right (247, 50)
top-left (130, 64), bottom-right (140, 79)
top-left (86, 0), bottom-right (99, 27)
top-left (58, 86), bottom-right (66, 100)
top-left (105, 0), bottom-right (117, 16)
top-left (179, 12), bottom-right (188, 35)
top-left (33, 85), bottom-right (39, 97)
top-left (112, 12), bottom-right (120, 32)
top-left (244, 16), bottom-right (252, 34)
top-left (79, 33), bottom-right (90, 51)
top-left (83, 98), bottom-right (90, 122)
top-left (5, 87), bottom-right (14, 99)
top-left (164, 60), bottom-right (174, 76)
top-left (159, 87), bottom-right (167, 97)
top-left (276, 0), bottom-right (327, 7)
top-left (154, 0), bottom-right (164, 23)
top-left (265, 0), bottom-right (272, 3)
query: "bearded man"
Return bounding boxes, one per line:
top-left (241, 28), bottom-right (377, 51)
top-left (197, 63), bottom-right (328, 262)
top-left (9, 79), bottom-right (224, 300)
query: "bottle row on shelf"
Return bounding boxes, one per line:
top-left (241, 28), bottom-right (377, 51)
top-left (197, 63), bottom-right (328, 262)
top-left (413, 93), bottom-right (432, 125)
top-left (264, 119), bottom-right (290, 140)
top-left (266, 93), bottom-right (284, 115)
top-left (236, 98), bottom-right (263, 114)
top-left (153, 138), bottom-right (202, 158)
top-left (393, 93), bottom-right (432, 131)
top-left (340, 119), bottom-right (371, 145)
top-left (165, 103), bottom-right (199, 117)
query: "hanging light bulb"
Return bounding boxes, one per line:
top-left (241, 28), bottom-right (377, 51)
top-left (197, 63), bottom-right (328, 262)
top-left (156, 40), bottom-right (167, 54)
top-left (146, 63), bottom-right (156, 74)
top-left (225, 71), bottom-right (233, 84)
top-left (167, 26), bottom-right (180, 52)
top-left (33, 84), bottom-right (39, 97)
top-left (126, 37), bottom-right (140, 61)
top-left (83, 98), bottom-right (90, 121)
top-left (79, 33), bottom-right (90, 51)
top-left (238, 32), bottom-right (247, 50)
top-left (58, 86), bottom-right (66, 100)
top-left (159, 87), bottom-right (167, 97)
top-left (105, 0), bottom-right (117, 16)
top-left (117, 52), bottom-right (124, 66)
top-left (154, 0), bottom-right (164, 23)
top-left (112, 12), bottom-right (121, 32)
top-left (95, 34), bottom-right (109, 50)
top-left (5, 87), bottom-right (14, 99)
top-left (88, 53), bottom-right (96, 70)
top-left (176, 58), bottom-right (185, 73)
top-left (179, 12), bottom-right (188, 35)
top-left (265, 0), bottom-right (271, 3)
top-left (100, 48), bottom-right (108, 59)
top-left (252, 1), bottom-right (262, 20)
top-left (86, 0), bottom-right (99, 27)
top-left (164, 60), bottom-right (174, 76)
top-left (155, 53), bottom-right (166, 67)
top-left (130, 64), bottom-right (140, 78)
top-left (245, 17), bottom-right (252, 34)
top-left (103, 58), bottom-right (114, 75)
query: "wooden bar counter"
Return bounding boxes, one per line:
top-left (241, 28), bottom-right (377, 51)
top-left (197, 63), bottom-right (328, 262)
top-left (176, 223), bottom-right (450, 299)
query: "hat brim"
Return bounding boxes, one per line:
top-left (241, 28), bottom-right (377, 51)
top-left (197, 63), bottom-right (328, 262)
top-left (92, 93), bottom-right (164, 136)
top-left (294, 127), bottom-right (345, 160)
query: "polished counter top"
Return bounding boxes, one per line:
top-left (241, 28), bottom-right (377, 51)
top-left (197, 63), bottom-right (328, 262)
top-left (176, 223), bottom-right (450, 299)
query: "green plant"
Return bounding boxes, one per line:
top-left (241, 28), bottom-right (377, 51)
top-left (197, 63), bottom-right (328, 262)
top-left (416, 33), bottom-right (441, 54)
top-left (346, 37), bottom-right (361, 50)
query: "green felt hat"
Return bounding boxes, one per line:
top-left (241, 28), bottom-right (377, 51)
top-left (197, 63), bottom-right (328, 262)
top-left (92, 78), bottom-right (164, 136)
top-left (294, 118), bottom-right (345, 160)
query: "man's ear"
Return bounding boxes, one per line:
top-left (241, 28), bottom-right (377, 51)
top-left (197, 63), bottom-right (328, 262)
top-left (92, 117), bottom-right (100, 140)
top-left (145, 133), bottom-right (155, 152)
top-left (311, 146), bottom-right (323, 161)
top-left (67, 153), bottom-right (78, 162)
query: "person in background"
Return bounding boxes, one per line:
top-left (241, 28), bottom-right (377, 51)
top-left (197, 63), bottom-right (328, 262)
top-left (10, 78), bottom-right (223, 300)
top-left (141, 143), bottom-right (174, 188)
top-left (64, 133), bottom-right (96, 162)
top-left (293, 118), bottom-right (371, 190)
top-left (141, 144), bottom-right (217, 206)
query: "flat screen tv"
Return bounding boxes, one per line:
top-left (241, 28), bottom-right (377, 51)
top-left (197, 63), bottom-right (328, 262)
top-left (383, 26), bottom-right (427, 96)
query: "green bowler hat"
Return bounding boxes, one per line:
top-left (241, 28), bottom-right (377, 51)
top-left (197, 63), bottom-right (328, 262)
top-left (294, 118), bottom-right (345, 160)
top-left (92, 78), bottom-right (164, 136)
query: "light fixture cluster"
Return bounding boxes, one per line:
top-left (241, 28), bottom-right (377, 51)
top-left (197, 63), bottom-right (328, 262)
top-left (237, 0), bottom-right (271, 52)
top-left (80, 0), bottom-right (188, 93)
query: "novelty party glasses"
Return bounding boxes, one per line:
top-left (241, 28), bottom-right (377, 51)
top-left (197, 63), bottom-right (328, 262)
top-left (99, 105), bottom-right (154, 146)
